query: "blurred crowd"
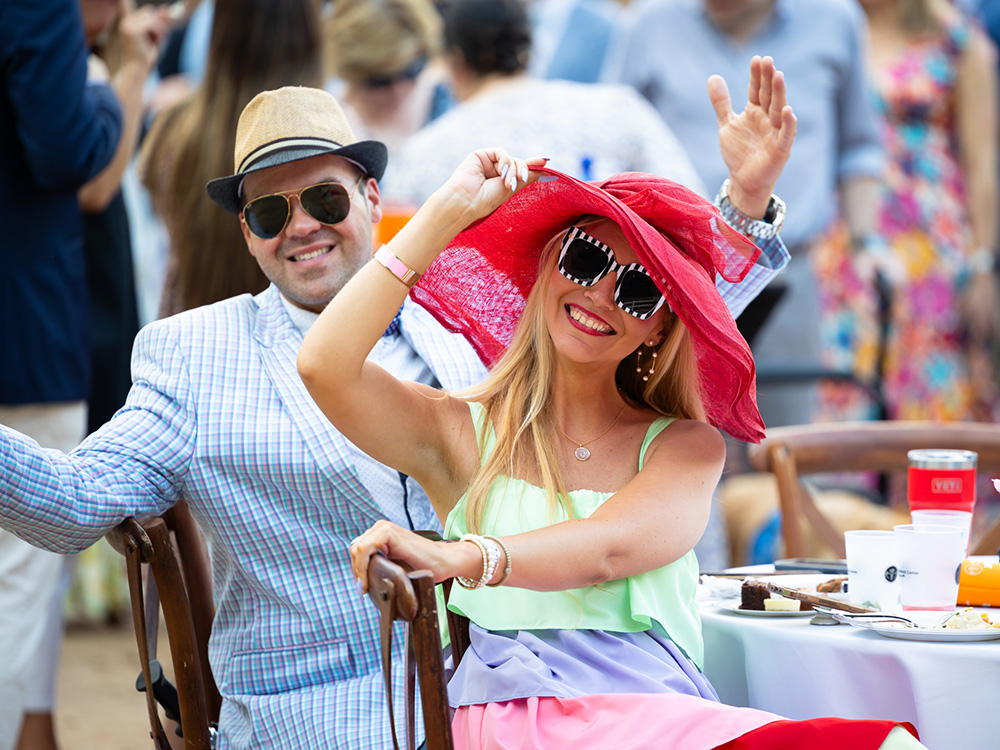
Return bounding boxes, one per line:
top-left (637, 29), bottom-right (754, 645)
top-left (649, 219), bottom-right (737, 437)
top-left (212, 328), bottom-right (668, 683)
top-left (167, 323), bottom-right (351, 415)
top-left (4, 0), bottom-right (1000, 747)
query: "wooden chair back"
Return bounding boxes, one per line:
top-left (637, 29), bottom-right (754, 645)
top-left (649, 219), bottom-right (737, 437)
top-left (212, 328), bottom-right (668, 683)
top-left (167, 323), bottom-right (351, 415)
top-left (367, 553), bottom-right (468, 750)
top-left (105, 500), bottom-right (220, 749)
top-left (746, 421), bottom-right (1000, 559)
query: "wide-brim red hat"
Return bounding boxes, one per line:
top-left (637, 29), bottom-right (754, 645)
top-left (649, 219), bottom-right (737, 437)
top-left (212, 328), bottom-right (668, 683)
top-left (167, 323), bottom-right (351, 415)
top-left (410, 167), bottom-right (766, 442)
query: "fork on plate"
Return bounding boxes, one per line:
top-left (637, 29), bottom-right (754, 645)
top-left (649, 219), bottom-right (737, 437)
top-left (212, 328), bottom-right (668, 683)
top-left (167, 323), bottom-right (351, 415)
top-left (813, 607), bottom-right (957, 629)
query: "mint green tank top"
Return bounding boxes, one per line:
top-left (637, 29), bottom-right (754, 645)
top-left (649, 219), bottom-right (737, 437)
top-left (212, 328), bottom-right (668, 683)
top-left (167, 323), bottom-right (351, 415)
top-left (443, 402), bottom-right (704, 669)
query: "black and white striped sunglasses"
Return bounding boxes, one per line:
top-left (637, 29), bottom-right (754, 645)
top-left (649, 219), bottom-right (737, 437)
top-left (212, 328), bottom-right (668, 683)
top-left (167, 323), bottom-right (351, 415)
top-left (557, 226), bottom-right (667, 320)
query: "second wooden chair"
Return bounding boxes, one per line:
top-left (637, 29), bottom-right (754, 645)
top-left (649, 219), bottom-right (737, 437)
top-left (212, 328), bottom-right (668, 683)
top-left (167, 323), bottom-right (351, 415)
top-left (747, 420), bottom-right (1000, 559)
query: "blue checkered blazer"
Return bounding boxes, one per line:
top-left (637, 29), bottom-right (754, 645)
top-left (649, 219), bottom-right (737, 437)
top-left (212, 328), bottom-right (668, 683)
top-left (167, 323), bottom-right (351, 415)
top-left (0, 285), bottom-right (486, 749)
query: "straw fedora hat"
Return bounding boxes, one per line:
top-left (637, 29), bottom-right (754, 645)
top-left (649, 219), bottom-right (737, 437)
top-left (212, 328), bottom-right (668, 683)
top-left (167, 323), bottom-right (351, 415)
top-left (206, 86), bottom-right (388, 215)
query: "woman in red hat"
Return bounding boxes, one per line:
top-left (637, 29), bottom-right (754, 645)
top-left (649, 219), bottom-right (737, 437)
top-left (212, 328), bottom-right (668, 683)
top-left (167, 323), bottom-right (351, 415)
top-left (299, 57), bottom-right (922, 750)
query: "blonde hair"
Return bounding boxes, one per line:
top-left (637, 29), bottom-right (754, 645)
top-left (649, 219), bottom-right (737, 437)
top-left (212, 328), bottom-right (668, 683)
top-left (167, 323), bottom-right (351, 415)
top-left (458, 218), bottom-right (705, 533)
top-left (325, 0), bottom-right (443, 84)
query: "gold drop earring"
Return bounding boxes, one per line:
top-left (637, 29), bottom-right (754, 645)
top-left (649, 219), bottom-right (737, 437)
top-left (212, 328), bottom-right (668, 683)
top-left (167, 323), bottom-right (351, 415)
top-left (637, 340), bottom-right (657, 382)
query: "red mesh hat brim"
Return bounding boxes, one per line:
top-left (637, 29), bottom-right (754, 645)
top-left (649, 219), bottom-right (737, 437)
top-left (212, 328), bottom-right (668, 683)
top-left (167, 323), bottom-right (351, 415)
top-left (409, 167), bottom-right (766, 442)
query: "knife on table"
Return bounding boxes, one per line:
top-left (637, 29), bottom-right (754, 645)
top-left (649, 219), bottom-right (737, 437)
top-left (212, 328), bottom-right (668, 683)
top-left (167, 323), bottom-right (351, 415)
top-left (766, 582), bottom-right (878, 614)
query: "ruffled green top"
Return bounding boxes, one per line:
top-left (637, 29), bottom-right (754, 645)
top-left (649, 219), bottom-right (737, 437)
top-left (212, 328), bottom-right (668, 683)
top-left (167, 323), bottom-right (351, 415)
top-left (443, 402), bottom-right (704, 669)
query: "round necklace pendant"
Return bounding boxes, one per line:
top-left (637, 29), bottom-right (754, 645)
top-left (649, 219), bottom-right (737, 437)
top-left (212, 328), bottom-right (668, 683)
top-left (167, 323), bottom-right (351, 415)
top-left (574, 446), bottom-right (591, 461)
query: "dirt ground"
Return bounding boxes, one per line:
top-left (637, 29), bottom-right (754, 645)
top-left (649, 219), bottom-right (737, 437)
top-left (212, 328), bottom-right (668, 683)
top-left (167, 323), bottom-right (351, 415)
top-left (55, 620), bottom-right (175, 750)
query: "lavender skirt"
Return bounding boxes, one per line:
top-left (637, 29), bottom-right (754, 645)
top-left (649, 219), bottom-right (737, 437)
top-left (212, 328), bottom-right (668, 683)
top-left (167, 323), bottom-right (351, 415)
top-left (447, 623), bottom-right (719, 707)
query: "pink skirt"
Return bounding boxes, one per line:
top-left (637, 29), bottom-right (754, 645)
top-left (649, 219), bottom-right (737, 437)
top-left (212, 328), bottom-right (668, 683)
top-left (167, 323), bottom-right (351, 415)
top-left (452, 694), bottom-right (918, 750)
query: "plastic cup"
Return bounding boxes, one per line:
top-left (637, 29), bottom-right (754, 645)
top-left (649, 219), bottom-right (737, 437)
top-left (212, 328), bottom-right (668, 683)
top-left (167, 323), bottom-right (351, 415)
top-left (844, 530), bottom-right (900, 611)
top-left (907, 449), bottom-right (976, 514)
top-left (910, 509), bottom-right (973, 556)
top-left (893, 524), bottom-right (967, 611)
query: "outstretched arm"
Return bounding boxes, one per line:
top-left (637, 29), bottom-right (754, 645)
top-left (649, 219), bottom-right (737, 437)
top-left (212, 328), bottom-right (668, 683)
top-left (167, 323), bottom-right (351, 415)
top-left (349, 419), bottom-right (725, 593)
top-left (298, 150), bottom-right (544, 514)
top-left (710, 55), bottom-right (797, 219)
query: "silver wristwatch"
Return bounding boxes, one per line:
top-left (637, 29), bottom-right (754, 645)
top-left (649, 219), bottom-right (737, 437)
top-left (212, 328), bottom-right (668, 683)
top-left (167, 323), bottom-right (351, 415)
top-left (713, 179), bottom-right (785, 240)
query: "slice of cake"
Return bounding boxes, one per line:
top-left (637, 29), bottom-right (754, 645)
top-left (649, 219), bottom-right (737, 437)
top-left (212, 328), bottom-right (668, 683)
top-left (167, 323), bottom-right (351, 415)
top-left (739, 579), bottom-right (812, 611)
top-left (739, 580), bottom-right (772, 610)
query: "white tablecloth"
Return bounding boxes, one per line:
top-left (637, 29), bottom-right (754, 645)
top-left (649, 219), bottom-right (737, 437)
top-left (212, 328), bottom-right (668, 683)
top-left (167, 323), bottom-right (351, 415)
top-left (700, 598), bottom-right (998, 750)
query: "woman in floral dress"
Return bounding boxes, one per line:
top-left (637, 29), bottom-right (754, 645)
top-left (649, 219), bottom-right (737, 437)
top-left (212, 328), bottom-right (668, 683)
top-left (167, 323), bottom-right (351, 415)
top-left (815, 0), bottom-right (1000, 423)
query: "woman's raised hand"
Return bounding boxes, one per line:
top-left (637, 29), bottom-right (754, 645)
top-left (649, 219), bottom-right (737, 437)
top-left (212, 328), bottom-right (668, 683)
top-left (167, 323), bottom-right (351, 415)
top-left (435, 148), bottom-right (547, 227)
top-left (708, 55), bottom-right (797, 217)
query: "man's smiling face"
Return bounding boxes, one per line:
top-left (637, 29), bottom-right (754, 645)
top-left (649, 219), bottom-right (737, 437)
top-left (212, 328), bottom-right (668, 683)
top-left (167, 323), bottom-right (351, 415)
top-left (239, 153), bottom-right (383, 312)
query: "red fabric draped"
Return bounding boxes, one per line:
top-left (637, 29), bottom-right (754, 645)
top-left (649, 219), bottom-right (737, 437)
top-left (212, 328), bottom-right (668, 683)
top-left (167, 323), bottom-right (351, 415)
top-left (715, 717), bottom-right (919, 750)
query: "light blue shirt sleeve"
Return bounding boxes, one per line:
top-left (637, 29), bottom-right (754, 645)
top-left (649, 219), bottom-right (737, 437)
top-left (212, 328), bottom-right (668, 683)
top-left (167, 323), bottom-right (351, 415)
top-left (836, 0), bottom-right (886, 180)
top-left (716, 235), bottom-right (790, 320)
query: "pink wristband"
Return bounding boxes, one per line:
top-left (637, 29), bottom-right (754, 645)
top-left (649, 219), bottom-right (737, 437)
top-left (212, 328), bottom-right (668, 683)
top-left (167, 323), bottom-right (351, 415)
top-left (374, 244), bottom-right (421, 287)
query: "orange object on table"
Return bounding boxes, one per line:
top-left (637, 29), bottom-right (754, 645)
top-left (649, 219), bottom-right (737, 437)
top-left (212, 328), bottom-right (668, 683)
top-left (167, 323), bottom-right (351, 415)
top-left (372, 203), bottom-right (418, 249)
top-left (957, 558), bottom-right (1000, 607)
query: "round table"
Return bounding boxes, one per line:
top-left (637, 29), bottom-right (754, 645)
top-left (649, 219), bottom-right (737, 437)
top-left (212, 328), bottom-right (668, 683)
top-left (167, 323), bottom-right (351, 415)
top-left (700, 600), bottom-right (998, 750)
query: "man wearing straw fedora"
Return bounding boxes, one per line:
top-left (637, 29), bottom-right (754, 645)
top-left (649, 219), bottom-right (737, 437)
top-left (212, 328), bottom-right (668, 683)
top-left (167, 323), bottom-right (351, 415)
top-left (0, 86), bottom-right (488, 749)
top-left (0, 76), bottom-right (790, 748)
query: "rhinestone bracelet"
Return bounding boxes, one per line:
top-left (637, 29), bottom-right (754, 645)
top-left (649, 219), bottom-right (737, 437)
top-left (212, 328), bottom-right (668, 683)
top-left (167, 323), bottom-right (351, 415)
top-left (484, 535), bottom-right (511, 587)
top-left (456, 534), bottom-right (500, 590)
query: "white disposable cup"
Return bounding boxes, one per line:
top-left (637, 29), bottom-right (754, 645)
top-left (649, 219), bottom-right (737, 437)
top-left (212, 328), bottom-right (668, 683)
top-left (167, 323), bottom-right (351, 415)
top-left (910, 509), bottom-right (973, 555)
top-left (844, 530), bottom-right (899, 611)
top-left (894, 523), bottom-right (966, 610)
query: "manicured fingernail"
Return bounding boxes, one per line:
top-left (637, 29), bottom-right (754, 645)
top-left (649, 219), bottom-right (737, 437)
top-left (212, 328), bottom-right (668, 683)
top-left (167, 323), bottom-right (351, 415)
top-left (355, 577), bottom-right (364, 594)
top-left (519, 166), bottom-right (529, 182)
top-left (500, 163), bottom-right (509, 180)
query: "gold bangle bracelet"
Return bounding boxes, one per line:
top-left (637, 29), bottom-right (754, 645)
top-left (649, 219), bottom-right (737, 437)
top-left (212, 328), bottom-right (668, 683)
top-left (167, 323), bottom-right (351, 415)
top-left (484, 535), bottom-right (511, 587)
top-left (456, 535), bottom-right (489, 590)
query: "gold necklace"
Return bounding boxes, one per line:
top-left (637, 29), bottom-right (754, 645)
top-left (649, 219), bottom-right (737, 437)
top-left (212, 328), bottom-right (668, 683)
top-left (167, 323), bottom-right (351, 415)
top-left (557, 404), bottom-right (627, 462)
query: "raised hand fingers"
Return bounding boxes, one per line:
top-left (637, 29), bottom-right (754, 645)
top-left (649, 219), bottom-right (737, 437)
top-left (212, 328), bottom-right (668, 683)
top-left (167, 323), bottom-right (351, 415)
top-left (776, 103), bottom-right (797, 156)
top-left (750, 56), bottom-right (793, 135)
top-left (748, 55), bottom-right (762, 107)
top-left (757, 57), bottom-right (774, 116)
top-left (491, 150), bottom-right (540, 192)
top-left (769, 69), bottom-right (789, 130)
top-left (707, 74), bottom-right (735, 128)
top-left (748, 56), bottom-right (779, 114)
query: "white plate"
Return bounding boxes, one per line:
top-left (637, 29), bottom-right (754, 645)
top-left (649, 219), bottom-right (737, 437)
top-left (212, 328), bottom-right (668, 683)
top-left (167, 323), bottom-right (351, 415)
top-left (720, 604), bottom-right (814, 618)
top-left (867, 623), bottom-right (1000, 642)
top-left (827, 609), bottom-right (1000, 641)
top-left (714, 573), bottom-right (848, 617)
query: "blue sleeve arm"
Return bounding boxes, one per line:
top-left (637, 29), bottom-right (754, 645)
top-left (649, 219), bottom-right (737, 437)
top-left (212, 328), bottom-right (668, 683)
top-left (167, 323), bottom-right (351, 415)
top-left (3, 0), bottom-right (123, 190)
top-left (836, 3), bottom-right (886, 180)
top-left (0, 324), bottom-right (194, 554)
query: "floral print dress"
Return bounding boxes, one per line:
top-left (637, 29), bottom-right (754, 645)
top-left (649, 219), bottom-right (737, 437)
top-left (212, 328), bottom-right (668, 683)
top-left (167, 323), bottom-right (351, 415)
top-left (814, 16), bottom-right (998, 423)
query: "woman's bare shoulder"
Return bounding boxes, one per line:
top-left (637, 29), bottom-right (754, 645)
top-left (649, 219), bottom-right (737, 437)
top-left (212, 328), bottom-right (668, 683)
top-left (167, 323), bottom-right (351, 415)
top-left (650, 417), bottom-right (725, 461)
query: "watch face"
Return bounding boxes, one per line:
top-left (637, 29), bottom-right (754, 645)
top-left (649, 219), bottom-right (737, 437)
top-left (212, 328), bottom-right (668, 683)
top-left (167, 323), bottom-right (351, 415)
top-left (764, 198), bottom-right (778, 223)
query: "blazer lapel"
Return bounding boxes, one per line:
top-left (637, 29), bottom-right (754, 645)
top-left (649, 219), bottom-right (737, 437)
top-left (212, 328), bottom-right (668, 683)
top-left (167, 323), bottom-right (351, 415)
top-left (252, 287), bottom-right (384, 518)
